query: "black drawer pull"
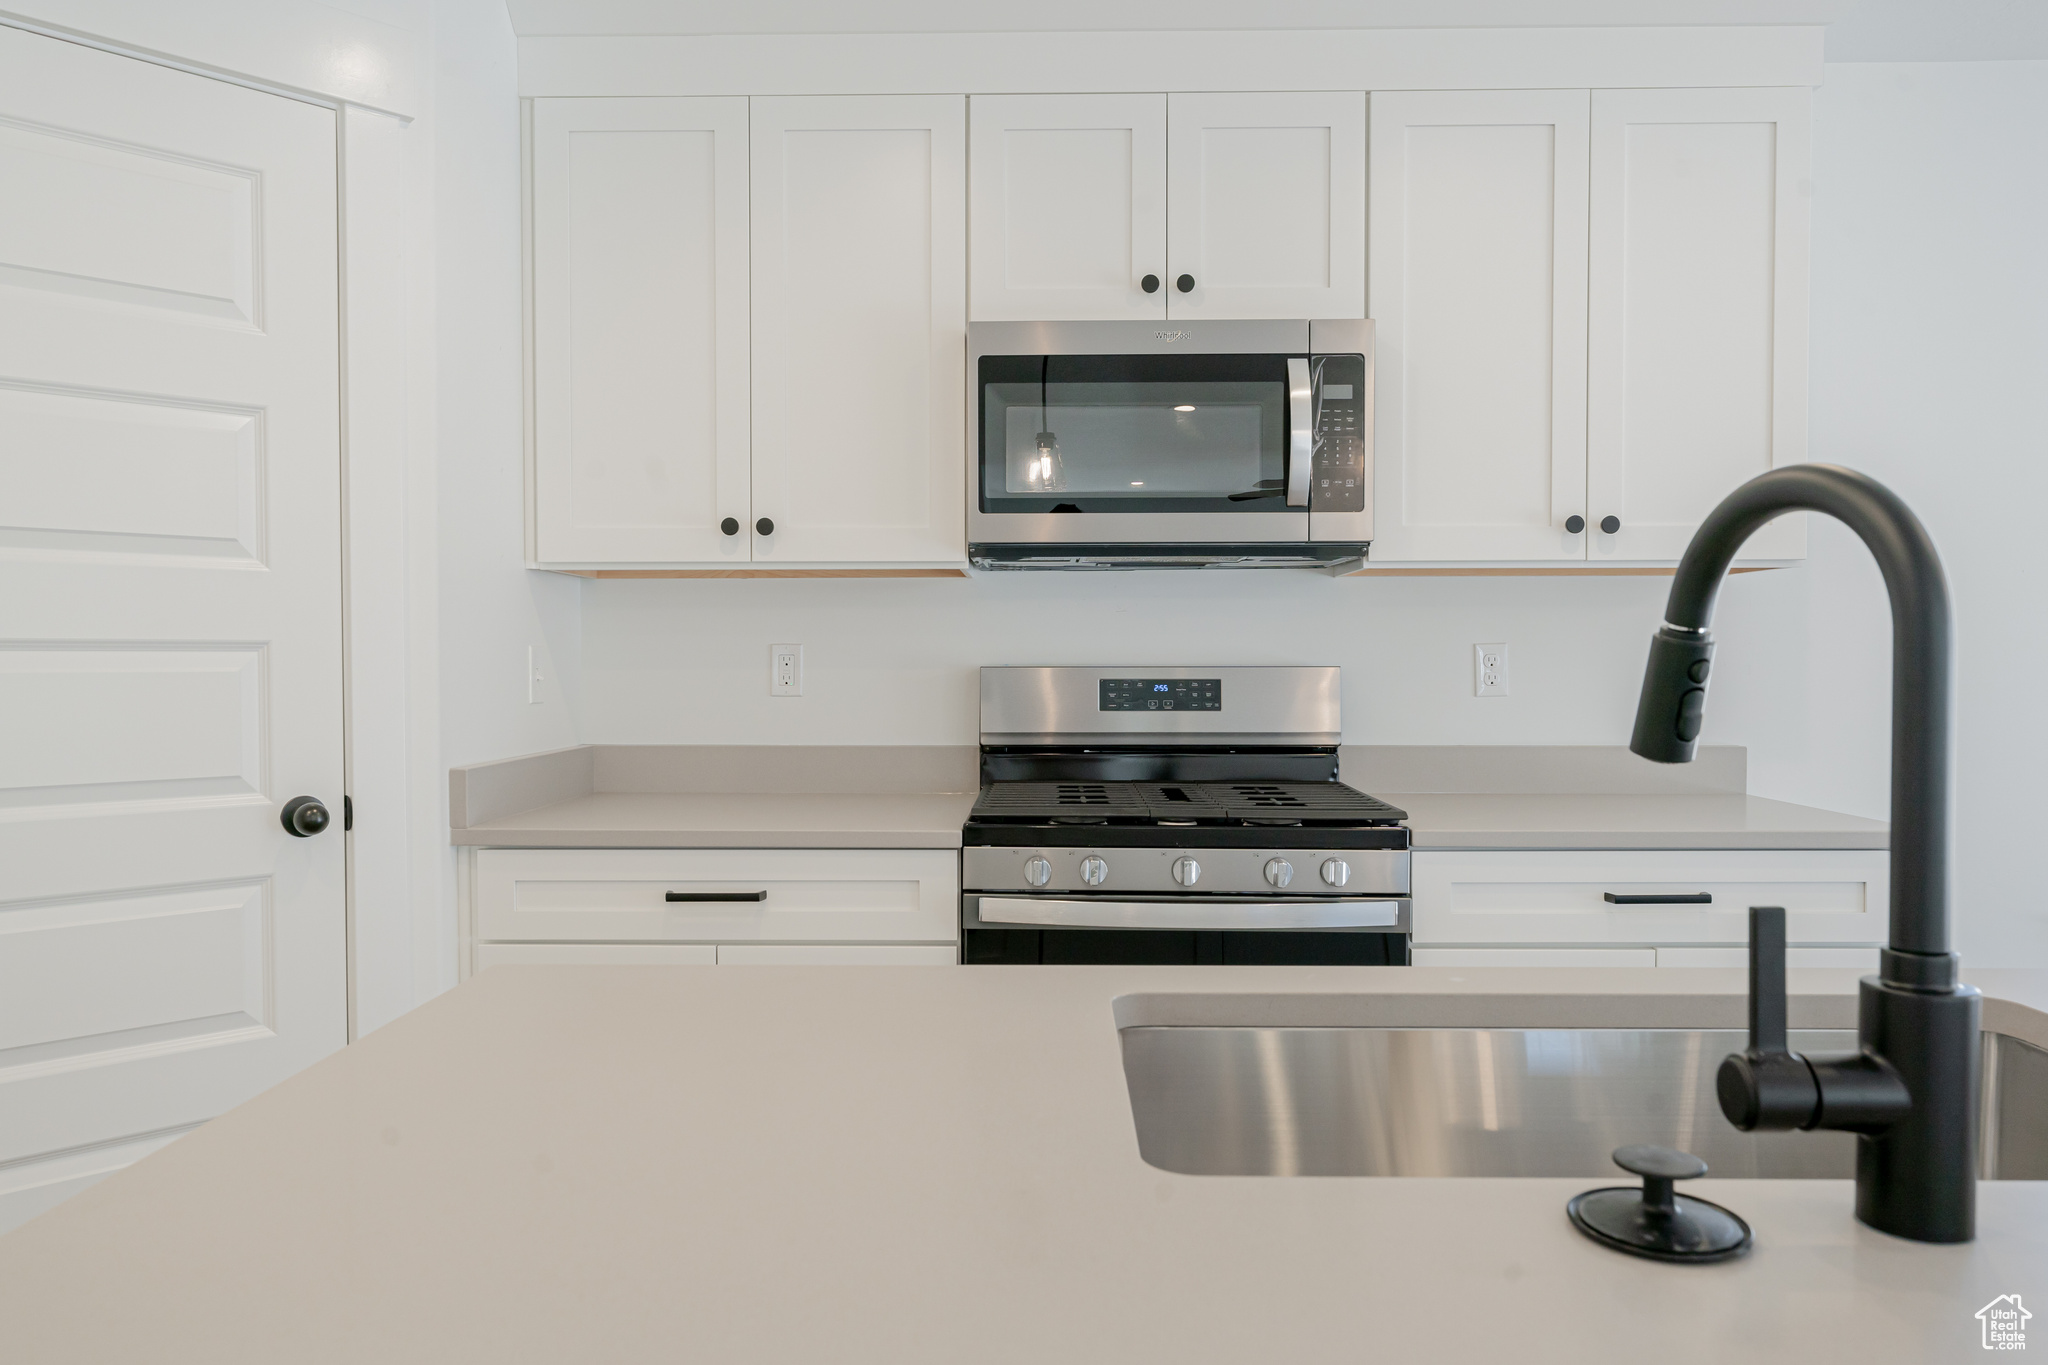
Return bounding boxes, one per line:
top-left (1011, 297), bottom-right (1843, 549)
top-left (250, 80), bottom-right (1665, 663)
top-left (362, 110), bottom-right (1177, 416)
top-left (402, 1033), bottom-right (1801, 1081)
top-left (666, 891), bottom-right (768, 903)
top-left (1604, 892), bottom-right (1712, 905)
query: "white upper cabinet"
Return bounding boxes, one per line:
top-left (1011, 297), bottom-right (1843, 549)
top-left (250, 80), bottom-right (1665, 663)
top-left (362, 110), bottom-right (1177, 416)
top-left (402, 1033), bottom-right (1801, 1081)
top-left (1587, 87), bottom-right (1811, 562)
top-left (968, 91), bottom-right (1365, 323)
top-left (968, 94), bottom-right (1167, 321)
top-left (1166, 92), bottom-right (1366, 321)
top-left (532, 97), bottom-right (751, 563)
top-left (749, 96), bottom-right (968, 565)
top-left (1368, 90), bottom-right (1590, 562)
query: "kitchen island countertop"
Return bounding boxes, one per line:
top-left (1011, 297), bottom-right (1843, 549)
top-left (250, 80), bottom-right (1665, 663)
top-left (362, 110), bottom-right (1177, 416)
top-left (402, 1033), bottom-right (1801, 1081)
top-left (1, 964), bottom-right (2039, 1362)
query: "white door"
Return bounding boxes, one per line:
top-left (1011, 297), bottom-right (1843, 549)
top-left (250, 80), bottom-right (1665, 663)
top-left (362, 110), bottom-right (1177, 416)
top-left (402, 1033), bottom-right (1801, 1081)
top-left (1166, 92), bottom-right (1365, 321)
top-left (1368, 90), bottom-right (1590, 561)
top-left (1587, 87), bottom-right (1811, 562)
top-left (0, 27), bottom-right (345, 1232)
top-left (749, 95), bottom-right (968, 565)
top-left (532, 97), bottom-right (751, 564)
top-left (968, 94), bottom-right (1166, 322)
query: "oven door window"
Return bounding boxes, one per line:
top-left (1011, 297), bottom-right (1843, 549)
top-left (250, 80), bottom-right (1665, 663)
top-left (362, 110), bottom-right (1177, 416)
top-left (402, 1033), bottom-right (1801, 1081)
top-left (979, 354), bottom-right (1293, 513)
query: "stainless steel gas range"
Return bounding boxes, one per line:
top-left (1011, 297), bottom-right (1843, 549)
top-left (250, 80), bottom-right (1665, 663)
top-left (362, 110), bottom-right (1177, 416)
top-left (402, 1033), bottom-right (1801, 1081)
top-left (960, 666), bottom-right (1411, 965)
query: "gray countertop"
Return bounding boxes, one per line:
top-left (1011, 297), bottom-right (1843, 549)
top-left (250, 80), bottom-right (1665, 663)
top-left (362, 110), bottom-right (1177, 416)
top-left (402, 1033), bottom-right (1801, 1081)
top-left (1, 965), bottom-right (2038, 1362)
top-left (1389, 792), bottom-right (1887, 850)
top-left (448, 745), bottom-right (1888, 852)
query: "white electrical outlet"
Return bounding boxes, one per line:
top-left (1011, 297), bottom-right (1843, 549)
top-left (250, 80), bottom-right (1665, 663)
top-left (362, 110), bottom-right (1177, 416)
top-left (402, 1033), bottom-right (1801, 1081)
top-left (770, 644), bottom-right (803, 697)
top-left (1475, 642), bottom-right (1509, 697)
top-left (527, 645), bottom-right (544, 704)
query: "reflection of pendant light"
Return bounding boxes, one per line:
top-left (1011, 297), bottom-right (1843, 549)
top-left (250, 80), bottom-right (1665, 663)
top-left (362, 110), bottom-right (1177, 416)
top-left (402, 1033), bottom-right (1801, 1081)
top-left (1026, 354), bottom-right (1067, 491)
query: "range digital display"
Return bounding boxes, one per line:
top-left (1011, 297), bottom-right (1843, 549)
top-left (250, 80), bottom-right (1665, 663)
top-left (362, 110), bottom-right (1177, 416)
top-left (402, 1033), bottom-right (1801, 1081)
top-left (1099, 678), bottom-right (1221, 712)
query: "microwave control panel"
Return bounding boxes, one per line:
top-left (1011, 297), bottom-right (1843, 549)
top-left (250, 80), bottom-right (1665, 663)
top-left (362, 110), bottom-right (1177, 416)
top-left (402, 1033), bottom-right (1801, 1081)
top-left (1310, 355), bottom-right (1368, 514)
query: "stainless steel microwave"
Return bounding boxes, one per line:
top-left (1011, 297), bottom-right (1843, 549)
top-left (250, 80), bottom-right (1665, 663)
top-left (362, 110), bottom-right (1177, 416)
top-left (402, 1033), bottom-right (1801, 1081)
top-left (967, 319), bottom-right (1372, 570)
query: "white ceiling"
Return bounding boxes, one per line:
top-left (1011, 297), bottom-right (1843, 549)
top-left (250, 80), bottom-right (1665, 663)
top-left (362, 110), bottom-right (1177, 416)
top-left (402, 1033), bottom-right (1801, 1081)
top-left (502, 0), bottom-right (2048, 60)
top-left (503, 1), bottom-right (1852, 36)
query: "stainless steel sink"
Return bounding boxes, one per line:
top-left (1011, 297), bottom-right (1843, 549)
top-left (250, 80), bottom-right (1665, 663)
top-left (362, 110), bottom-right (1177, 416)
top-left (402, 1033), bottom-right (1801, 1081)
top-left (1119, 1026), bottom-right (2048, 1179)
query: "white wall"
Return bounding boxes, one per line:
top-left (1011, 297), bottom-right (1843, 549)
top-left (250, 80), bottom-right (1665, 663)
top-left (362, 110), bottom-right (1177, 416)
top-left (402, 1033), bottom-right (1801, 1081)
top-left (571, 58), bottom-right (2048, 967)
top-left (431, 0), bottom-right (581, 770)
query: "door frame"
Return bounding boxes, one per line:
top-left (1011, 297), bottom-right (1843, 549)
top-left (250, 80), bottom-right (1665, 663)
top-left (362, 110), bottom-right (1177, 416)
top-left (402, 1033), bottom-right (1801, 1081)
top-left (0, 5), bottom-right (442, 1040)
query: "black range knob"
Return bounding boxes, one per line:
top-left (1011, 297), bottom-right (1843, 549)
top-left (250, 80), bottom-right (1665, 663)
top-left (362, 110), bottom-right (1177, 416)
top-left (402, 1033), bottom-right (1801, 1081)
top-left (756, 517), bottom-right (774, 536)
top-left (1565, 515), bottom-right (1586, 534)
top-left (720, 517), bottom-right (739, 536)
top-left (1141, 274), bottom-right (1160, 293)
top-left (281, 796), bottom-right (330, 838)
top-left (1600, 515), bottom-right (1621, 534)
top-left (1175, 274), bottom-right (1195, 293)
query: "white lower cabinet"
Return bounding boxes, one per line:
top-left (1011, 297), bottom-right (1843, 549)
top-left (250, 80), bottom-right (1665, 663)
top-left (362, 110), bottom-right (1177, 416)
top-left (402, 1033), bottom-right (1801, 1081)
top-left (715, 944), bottom-right (955, 965)
top-left (1413, 947), bottom-right (1658, 968)
top-left (478, 943), bottom-right (718, 969)
top-left (1410, 849), bottom-right (1886, 963)
top-left (468, 848), bottom-right (959, 971)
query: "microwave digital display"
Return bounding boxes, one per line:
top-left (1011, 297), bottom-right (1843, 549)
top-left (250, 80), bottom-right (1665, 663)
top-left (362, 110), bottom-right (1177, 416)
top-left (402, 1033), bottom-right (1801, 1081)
top-left (1098, 678), bottom-right (1221, 712)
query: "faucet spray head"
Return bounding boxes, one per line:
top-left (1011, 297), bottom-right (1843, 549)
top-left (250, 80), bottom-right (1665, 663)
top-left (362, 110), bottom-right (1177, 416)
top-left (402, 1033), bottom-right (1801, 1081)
top-left (1629, 625), bottom-right (1717, 764)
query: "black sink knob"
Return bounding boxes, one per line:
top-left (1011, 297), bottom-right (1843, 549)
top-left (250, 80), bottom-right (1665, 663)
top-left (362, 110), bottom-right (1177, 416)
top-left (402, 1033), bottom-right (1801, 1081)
top-left (1564, 514), bottom-right (1585, 534)
top-left (756, 517), bottom-right (774, 536)
top-left (720, 517), bottom-right (739, 536)
top-left (1600, 515), bottom-right (1621, 534)
top-left (1141, 274), bottom-right (1160, 293)
top-left (1567, 1144), bottom-right (1751, 1263)
top-left (1176, 274), bottom-right (1195, 293)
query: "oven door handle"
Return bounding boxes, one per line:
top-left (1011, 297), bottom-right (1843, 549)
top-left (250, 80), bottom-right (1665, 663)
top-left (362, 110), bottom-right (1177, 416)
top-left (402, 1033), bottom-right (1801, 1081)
top-left (976, 896), bottom-right (1402, 931)
top-left (1286, 356), bottom-right (1313, 508)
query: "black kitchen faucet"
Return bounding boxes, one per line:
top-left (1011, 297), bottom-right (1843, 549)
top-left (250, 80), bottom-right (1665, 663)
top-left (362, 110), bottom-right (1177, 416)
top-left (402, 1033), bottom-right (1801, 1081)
top-left (1629, 463), bottom-right (1978, 1244)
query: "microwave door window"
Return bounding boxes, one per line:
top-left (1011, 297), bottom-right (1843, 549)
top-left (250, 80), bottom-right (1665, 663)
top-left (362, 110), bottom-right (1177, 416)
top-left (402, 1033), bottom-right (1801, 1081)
top-left (980, 355), bottom-right (1291, 513)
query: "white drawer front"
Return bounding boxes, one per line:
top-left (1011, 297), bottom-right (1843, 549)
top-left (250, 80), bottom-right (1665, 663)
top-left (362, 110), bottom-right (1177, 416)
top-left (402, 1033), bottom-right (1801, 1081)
top-left (715, 944), bottom-right (956, 965)
top-left (475, 849), bottom-right (959, 944)
top-left (1655, 945), bottom-right (1880, 971)
top-left (1411, 850), bottom-right (1886, 947)
top-left (1413, 947), bottom-right (1658, 968)
top-left (476, 943), bottom-right (717, 969)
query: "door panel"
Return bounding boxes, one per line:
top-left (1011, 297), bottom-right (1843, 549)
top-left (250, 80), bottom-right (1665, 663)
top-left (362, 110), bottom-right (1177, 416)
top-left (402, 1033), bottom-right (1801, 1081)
top-left (1368, 90), bottom-right (1590, 561)
top-left (969, 94), bottom-right (1166, 321)
top-left (1588, 87), bottom-right (1810, 561)
top-left (0, 26), bottom-right (344, 1233)
top-left (532, 97), bottom-right (751, 563)
top-left (1167, 92), bottom-right (1365, 320)
top-left (749, 96), bottom-right (967, 564)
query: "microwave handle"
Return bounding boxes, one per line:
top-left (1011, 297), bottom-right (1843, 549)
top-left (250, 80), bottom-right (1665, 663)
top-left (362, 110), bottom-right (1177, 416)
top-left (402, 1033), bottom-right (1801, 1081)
top-left (1286, 356), bottom-right (1312, 507)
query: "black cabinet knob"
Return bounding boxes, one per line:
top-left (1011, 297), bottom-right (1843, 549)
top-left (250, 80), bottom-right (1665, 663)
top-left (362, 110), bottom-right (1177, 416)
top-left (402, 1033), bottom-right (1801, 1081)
top-left (720, 517), bottom-right (739, 536)
top-left (755, 517), bottom-right (774, 536)
top-left (281, 796), bottom-right (330, 838)
top-left (1175, 274), bottom-right (1195, 293)
top-left (1564, 514), bottom-right (1585, 534)
top-left (1600, 515), bottom-right (1621, 534)
top-left (1141, 274), bottom-right (1160, 293)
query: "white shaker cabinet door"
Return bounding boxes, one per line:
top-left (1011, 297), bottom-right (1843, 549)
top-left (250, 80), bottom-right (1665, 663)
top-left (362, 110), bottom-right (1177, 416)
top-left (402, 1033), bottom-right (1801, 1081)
top-left (1587, 87), bottom-right (1811, 562)
top-left (750, 96), bottom-right (968, 565)
top-left (969, 94), bottom-right (1167, 321)
top-left (532, 97), bottom-right (752, 564)
top-left (1367, 90), bottom-right (1591, 561)
top-left (1166, 92), bottom-right (1365, 321)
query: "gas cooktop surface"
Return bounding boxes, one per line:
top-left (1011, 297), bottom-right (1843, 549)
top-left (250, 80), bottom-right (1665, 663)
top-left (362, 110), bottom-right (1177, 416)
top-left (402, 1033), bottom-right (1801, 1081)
top-left (969, 779), bottom-right (1407, 829)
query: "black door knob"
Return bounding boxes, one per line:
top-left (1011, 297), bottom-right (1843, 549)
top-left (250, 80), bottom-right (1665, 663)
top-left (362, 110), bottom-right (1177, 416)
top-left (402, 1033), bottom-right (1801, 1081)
top-left (1600, 515), bottom-right (1621, 534)
top-left (720, 517), bottom-right (739, 536)
top-left (1564, 514), bottom-right (1585, 534)
top-left (755, 517), bottom-right (774, 536)
top-left (281, 796), bottom-right (330, 838)
top-left (1175, 274), bottom-right (1195, 293)
top-left (1141, 274), bottom-right (1160, 293)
